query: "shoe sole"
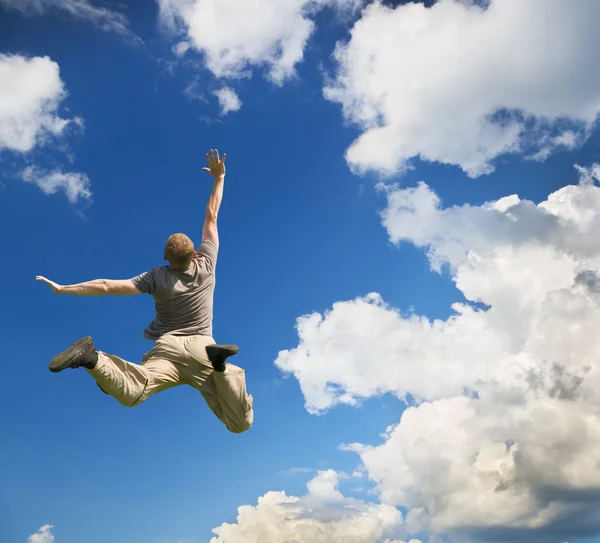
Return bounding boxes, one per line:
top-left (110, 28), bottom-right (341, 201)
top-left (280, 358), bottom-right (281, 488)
top-left (49, 336), bottom-right (94, 373)
top-left (206, 344), bottom-right (239, 362)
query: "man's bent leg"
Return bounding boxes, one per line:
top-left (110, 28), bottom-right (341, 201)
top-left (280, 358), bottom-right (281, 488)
top-left (88, 351), bottom-right (182, 407)
top-left (211, 363), bottom-right (254, 433)
top-left (87, 352), bottom-right (149, 407)
top-left (185, 336), bottom-right (254, 434)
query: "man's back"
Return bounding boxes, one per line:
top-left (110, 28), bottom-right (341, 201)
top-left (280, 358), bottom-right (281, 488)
top-left (132, 239), bottom-right (218, 340)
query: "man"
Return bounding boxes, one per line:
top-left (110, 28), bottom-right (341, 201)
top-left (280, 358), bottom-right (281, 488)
top-left (36, 149), bottom-right (253, 434)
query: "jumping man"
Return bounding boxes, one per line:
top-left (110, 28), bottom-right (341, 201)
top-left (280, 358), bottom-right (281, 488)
top-left (36, 149), bottom-right (253, 434)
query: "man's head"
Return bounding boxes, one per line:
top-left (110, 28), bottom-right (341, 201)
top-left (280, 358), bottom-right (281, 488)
top-left (164, 233), bottom-right (195, 269)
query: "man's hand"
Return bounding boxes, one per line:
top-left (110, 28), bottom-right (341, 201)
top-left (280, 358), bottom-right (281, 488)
top-left (36, 275), bottom-right (63, 294)
top-left (202, 148), bottom-right (226, 178)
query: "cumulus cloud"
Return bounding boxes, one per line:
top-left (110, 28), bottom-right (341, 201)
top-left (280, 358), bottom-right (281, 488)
top-left (27, 525), bottom-right (54, 543)
top-left (21, 166), bottom-right (92, 203)
top-left (324, 0), bottom-right (600, 177)
top-left (214, 86), bottom-right (242, 115)
top-left (209, 470), bottom-right (407, 543)
top-left (0, 54), bottom-right (78, 154)
top-left (275, 164), bottom-right (600, 540)
top-left (157, 0), bottom-right (359, 85)
top-left (0, 54), bottom-right (92, 204)
top-left (0, 0), bottom-right (137, 39)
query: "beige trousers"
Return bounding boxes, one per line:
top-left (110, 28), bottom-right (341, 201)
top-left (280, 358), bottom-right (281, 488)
top-left (87, 334), bottom-right (253, 434)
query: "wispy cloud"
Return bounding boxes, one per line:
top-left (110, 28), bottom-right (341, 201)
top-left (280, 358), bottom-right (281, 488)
top-left (0, 0), bottom-right (141, 42)
top-left (183, 80), bottom-right (208, 103)
top-left (21, 166), bottom-right (92, 204)
top-left (279, 466), bottom-right (316, 477)
top-left (214, 86), bottom-right (242, 116)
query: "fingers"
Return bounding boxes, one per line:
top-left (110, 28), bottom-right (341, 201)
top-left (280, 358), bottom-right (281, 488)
top-left (36, 276), bottom-right (53, 287)
top-left (221, 153), bottom-right (226, 163)
top-left (206, 149), bottom-right (225, 164)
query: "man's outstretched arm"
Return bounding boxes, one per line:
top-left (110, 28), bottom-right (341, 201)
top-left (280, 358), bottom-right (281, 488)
top-left (36, 276), bottom-right (141, 296)
top-left (201, 148), bottom-right (226, 251)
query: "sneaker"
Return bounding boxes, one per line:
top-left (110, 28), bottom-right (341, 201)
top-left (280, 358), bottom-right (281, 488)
top-left (49, 336), bottom-right (98, 373)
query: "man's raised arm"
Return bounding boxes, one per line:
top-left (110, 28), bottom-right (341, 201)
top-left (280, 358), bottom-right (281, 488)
top-left (201, 148), bottom-right (226, 251)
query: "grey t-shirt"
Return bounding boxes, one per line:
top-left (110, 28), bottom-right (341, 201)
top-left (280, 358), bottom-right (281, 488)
top-left (130, 239), bottom-right (217, 341)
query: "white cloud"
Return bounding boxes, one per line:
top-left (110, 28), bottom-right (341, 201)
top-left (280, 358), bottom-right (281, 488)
top-left (0, 54), bottom-right (92, 204)
top-left (209, 470), bottom-right (406, 543)
top-left (324, 0), bottom-right (600, 177)
top-left (275, 164), bottom-right (600, 540)
top-left (157, 0), bottom-right (359, 85)
top-left (0, 0), bottom-right (136, 39)
top-left (21, 166), bottom-right (92, 203)
top-left (28, 525), bottom-right (54, 543)
top-left (214, 86), bottom-right (242, 115)
top-left (0, 54), bottom-right (77, 154)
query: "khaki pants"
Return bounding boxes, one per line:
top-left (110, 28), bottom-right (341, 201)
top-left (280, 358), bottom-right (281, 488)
top-left (87, 334), bottom-right (253, 434)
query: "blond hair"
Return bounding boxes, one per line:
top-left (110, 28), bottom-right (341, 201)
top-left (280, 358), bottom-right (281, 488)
top-left (164, 233), bottom-right (195, 268)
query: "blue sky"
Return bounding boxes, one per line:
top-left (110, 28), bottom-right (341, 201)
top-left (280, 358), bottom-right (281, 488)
top-left (3, 1), bottom-right (600, 543)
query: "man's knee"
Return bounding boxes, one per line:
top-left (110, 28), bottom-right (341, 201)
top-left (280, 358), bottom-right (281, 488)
top-left (96, 382), bottom-right (110, 395)
top-left (227, 419), bottom-right (252, 434)
top-left (109, 393), bottom-right (143, 408)
top-left (96, 382), bottom-right (145, 408)
top-left (226, 410), bottom-right (254, 434)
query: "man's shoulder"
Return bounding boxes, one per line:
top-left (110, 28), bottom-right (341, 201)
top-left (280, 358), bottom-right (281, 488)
top-left (194, 239), bottom-right (218, 271)
top-left (196, 238), bottom-right (218, 255)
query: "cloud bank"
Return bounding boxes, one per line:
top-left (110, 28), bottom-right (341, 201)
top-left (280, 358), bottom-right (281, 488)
top-left (324, 0), bottom-right (600, 177)
top-left (209, 470), bottom-right (409, 543)
top-left (275, 164), bottom-right (600, 541)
